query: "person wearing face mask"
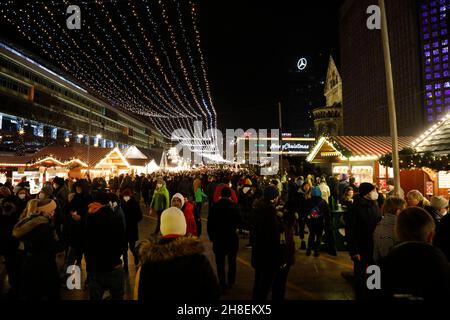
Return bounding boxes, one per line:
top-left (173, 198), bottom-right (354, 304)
top-left (345, 182), bottom-right (382, 300)
top-left (120, 188), bottom-right (143, 271)
top-left (150, 178), bottom-right (170, 235)
top-left (13, 199), bottom-right (60, 300)
top-left (14, 187), bottom-right (30, 216)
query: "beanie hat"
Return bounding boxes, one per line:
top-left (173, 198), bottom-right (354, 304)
top-left (359, 183), bottom-right (376, 197)
top-left (264, 186), bottom-right (279, 201)
top-left (430, 196), bottom-right (449, 210)
top-left (244, 178), bottom-right (252, 186)
top-left (41, 185), bottom-right (54, 197)
top-left (312, 186), bottom-right (322, 198)
top-left (160, 207), bottom-right (187, 237)
top-left (171, 193), bottom-right (185, 208)
top-left (387, 178), bottom-right (395, 186)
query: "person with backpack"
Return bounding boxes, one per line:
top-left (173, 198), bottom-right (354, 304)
top-left (303, 187), bottom-right (330, 257)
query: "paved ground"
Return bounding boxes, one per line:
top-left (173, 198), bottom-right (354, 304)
top-left (1, 204), bottom-right (355, 300)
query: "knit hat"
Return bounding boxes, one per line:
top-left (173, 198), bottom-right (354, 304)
top-left (244, 178), bottom-right (252, 186)
top-left (221, 187), bottom-right (232, 198)
top-left (160, 207), bottom-right (187, 237)
top-left (312, 186), bottom-right (322, 198)
top-left (171, 193), bottom-right (185, 208)
top-left (264, 186), bottom-right (279, 201)
top-left (430, 196), bottom-right (449, 209)
top-left (41, 185), bottom-right (54, 197)
top-left (387, 178), bottom-right (395, 186)
top-left (359, 183), bottom-right (376, 197)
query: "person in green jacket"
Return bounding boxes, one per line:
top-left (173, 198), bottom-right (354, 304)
top-left (194, 185), bottom-right (207, 237)
top-left (150, 178), bottom-right (170, 235)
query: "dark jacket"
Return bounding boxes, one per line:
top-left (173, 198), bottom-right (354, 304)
top-left (434, 213), bottom-right (450, 261)
top-left (250, 199), bottom-right (282, 270)
top-left (381, 241), bottom-right (450, 300)
top-left (207, 198), bottom-right (242, 254)
top-left (0, 196), bottom-right (20, 255)
top-left (85, 203), bottom-right (126, 273)
top-left (303, 196), bottom-right (330, 228)
top-left (121, 197), bottom-right (143, 242)
top-left (65, 193), bottom-right (91, 249)
top-left (346, 195), bottom-right (382, 261)
top-left (137, 237), bottom-right (221, 301)
top-left (424, 205), bottom-right (444, 225)
top-left (13, 215), bottom-right (60, 300)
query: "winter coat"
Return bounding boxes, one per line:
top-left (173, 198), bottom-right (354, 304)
top-left (434, 213), bottom-right (450, 261)
top-left (85, 203), bottom-right (127, 273)
top-left (178, 178), bottom-right (194, 199)
top-left (373, 213), bottom-right (397, 264)
top-left (250, 199), bottom-right (283, 270)
top-left (182, 201), bottom-right (197, 236)
top-left (150, 186), bottom-right (170, 212)
top-left (13, 214), bottom-right (60, 300)
top-left (136, 237), bottom-right (221, 301)
top-left (206, 181), bottom-right (218, 203)
top-left (381, 242), bottom-right (450, 299)
top-left (319, 182), bottom-right (331, 204)
top-left (303, 196), bottom-right (330, 228)
top-left (213, 184), bottom-right (238, 204)
top-left (65, 193), bottom-right (91, 249)
top-left (194, 187), bottom-right (207, 203)
top-left (346, 195), bottom-right (382, 261)
top-left (207, 198), bottom-right (241, 254)
top-left (0, 196), bottom-right (20, 255)
top-left (425, 205), bottom-right (445, 225)
top-left (121, 197), bottom-right (143, 242)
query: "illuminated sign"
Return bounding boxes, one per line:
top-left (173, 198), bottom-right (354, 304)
top-left (270, 142), bottom-right (311, 152)
top-left (297, 58), bottom-right (308, 71)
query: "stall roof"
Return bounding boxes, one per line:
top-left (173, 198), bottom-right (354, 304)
top-left (307, 136), bottom-right (415, 162)
top-left (0, 155), bottom-right (33, 167)
top-left (412, 114), bottom-right (450, 154)
top-left (32, 146), bottom-right (113, 167)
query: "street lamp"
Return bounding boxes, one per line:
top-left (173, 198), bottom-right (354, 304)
top-left (77, 134), bottom-right (83, 139)
top-left (18, 129), bottom-right (25, 135)
top-left (96, 134), bottom-right (102, 139)
top-left (64, 137), bottom-right (70, 143)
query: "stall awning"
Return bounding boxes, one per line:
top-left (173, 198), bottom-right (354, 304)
top-left (307, 136), bottom-right (415, 163)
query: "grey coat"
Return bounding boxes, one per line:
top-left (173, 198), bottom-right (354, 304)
top-left (373, 213), bottom-right (397, 264)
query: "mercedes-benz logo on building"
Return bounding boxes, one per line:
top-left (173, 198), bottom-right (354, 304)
top-left (297, 58), bottom-right (308, 71)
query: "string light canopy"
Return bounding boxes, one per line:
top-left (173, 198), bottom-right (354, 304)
top-left (0, 0), bottom-right (217, 149)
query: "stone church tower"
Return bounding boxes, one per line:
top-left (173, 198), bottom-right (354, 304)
top-left (313, 56), bottom-right (344, 136)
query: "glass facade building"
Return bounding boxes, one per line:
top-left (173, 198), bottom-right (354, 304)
top-left (420, 0), bottom-right (450, 123)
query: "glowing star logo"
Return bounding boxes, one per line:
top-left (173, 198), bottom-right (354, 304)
top-left (297, 58), bottom-right (308, 71)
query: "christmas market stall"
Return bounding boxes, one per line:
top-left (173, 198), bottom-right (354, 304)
top-left (379, 113), bottom-right (450, 198)
top-left (0, 155), bottom-right (38, 193)
top-left (307, 136), bottom-right (414, 188)
top-left (122, 146), bottom-right (162, 174)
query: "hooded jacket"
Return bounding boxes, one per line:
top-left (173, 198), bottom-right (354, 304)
top-left (150, 183), bottom-right (170, 212)
top-left (136, 237), bottom-right (221, 301)
top-left (85, 202), bottom-right (126, 272)
top-left (13, 214), bottom-right (60, 300)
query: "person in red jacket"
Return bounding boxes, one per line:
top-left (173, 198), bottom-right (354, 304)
top-left (171, 193), bottom-right (197, 237)
top-left (213, 178), bottom-right (238, 204)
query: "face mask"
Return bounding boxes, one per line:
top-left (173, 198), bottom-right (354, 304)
top-left (18, 194), bottom-right (26, 200)
top-left (369, 191), bottom-right (379, 201)
top-left (123, 196), bottom-right (130, 202)
top-left (229, 183), bottom-right (232, 188)
top-left (53, 184), bottom-right (58, 189)
top-left (38, 192), bottom-right (46, 200)
top-left (157, 183), bottom-right (162, 188)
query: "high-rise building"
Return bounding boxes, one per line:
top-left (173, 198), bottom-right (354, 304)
top-left (419, 0), bottom-right (450, 124)
top-left (340, 0), bottom-right (425, 136)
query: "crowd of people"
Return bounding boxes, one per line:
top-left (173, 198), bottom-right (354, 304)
top-left (0, 169), bottom-right (449, 301)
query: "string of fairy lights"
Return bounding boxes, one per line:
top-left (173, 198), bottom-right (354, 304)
top-left (0, 0), bottom-right (218, 150)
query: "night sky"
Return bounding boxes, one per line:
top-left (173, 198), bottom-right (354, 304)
top-left (199, 0), bottom-right (343, 132)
